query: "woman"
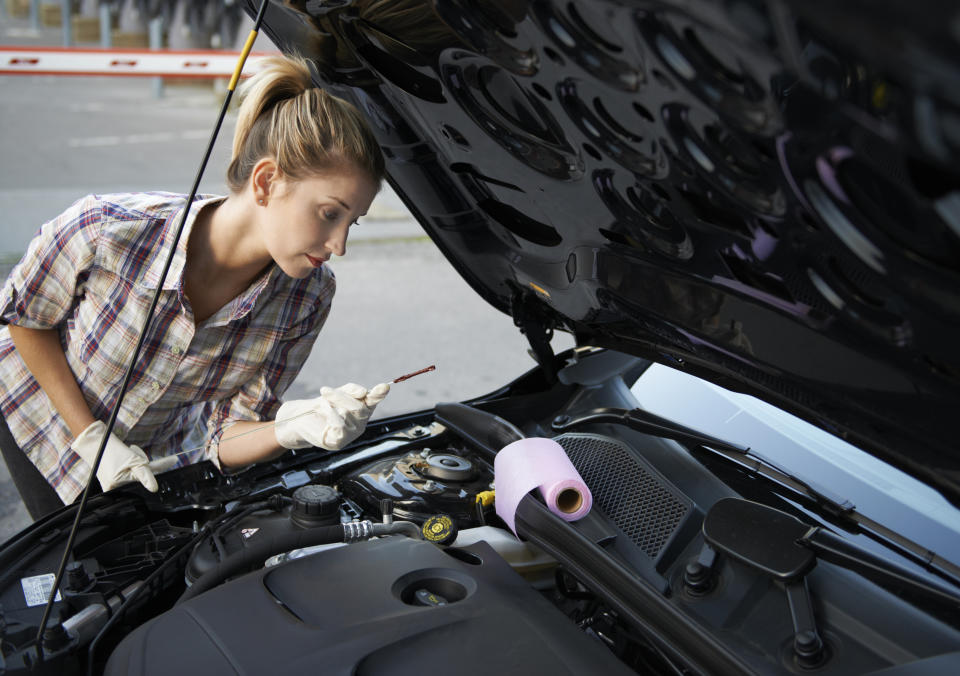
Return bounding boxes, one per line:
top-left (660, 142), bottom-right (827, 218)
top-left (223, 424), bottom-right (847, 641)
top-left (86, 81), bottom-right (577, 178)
top-left (0, 55), bottom-right (389, 519)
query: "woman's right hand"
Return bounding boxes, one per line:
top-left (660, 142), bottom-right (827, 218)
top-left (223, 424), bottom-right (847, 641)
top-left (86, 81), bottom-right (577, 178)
top-left (274, 382), bottom-right (390, 450)
top-left (71, 421), bottom-right (158, 493)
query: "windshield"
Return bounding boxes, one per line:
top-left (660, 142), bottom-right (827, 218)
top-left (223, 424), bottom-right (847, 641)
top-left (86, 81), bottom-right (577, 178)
top-left (630, 363), bottom-right (960, 569)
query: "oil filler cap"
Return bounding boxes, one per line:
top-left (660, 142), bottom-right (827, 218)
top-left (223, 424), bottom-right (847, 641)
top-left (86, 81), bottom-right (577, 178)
top-left (291, 484), bottom-right (340, 528)
top-left (421, 514), bottom-right (458, 545)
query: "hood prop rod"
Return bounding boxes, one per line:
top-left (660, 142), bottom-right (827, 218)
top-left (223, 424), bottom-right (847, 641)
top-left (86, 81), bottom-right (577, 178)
top-left (35, 0), bottom-right (272, 652)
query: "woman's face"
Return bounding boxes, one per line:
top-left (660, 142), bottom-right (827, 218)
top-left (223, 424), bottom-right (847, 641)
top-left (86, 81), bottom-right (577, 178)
top-left (259, 164), bottom-right (379, 279)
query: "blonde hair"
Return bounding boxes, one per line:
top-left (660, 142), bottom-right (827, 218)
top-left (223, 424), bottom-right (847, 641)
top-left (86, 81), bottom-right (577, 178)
top-left (226, 54), bottom-right (384, 192)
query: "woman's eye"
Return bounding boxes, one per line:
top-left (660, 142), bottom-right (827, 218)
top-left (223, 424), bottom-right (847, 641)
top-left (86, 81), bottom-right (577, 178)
top-left (323, 211), bottom-right (338, 221)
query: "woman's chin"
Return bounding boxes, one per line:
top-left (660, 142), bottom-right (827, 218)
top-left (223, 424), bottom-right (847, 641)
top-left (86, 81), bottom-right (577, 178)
top-left (277, 262), bottom-right (315, 279)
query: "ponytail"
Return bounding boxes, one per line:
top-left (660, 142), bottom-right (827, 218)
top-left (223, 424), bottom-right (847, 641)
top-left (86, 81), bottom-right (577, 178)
top-left (226, 55), bottom-right (384, 192)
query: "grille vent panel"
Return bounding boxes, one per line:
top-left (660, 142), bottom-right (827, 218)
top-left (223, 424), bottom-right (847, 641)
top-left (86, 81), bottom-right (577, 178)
top-left (555, 433), bottom-right (691, 560)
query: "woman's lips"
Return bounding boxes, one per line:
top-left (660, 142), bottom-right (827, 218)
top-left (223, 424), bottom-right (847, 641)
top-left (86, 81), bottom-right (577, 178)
top-left (305, 254), bottom-right (326, 267)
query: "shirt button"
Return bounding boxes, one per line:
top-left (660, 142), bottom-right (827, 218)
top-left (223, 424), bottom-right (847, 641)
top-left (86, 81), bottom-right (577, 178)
top-left (151, 381), bottom-right (160, 391)
top-left (171, 346), bottom-right (182, 356)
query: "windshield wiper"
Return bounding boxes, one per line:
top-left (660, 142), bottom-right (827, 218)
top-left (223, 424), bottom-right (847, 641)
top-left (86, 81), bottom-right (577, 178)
top-left (551, 407), bottom-right (960, 592)
top-left (552, 407), bottom-right (854, 512)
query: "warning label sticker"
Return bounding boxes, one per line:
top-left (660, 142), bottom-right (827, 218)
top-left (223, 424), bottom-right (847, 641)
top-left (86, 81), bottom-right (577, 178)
top-left (20, 573), bottom-right (62, 608)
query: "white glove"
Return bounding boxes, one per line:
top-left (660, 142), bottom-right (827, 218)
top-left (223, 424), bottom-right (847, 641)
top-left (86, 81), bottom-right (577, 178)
top-left (71, 421), bottom-right (158, 493)
top-left (274, 382), bottom-right (390, 450)
top-left (147, 454), bottom-right (181, 475)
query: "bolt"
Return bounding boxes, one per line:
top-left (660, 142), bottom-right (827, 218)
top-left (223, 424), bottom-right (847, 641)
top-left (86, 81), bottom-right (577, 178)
top-left (66, 561), bottom-right (89, 590)
top-left (683, 561), bottom-right (712, 595)
top-left (795, 630), bottom-right (825, 667)
top-left (43, 623), bottom-right (70, 651)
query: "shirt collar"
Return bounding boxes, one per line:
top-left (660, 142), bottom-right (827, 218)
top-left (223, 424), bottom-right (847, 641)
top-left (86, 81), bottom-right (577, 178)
top-left (204, 264), bottom-right (278, 327)
top-left (141, 195), bottom-right (224, 291)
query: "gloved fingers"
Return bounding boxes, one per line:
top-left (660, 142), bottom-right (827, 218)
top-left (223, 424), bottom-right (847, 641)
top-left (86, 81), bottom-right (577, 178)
top-left (337, 383), bottom-right (369, 400)
top-left (148, 454), bottom-right (180, 474)
top-left (365, 383), bottom-right (390, 407)
top-left (322, 388), bottom-right (365, 416)
top-left (321, 426), bottom-right (346, 450)
top-left (132, 464), bottom-right (159, 493)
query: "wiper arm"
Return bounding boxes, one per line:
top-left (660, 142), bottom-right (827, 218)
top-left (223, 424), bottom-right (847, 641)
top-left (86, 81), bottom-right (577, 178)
top-left (800, 527), bottom-right (960, 606)
top-left (552, 407), bottom-right (960, 591)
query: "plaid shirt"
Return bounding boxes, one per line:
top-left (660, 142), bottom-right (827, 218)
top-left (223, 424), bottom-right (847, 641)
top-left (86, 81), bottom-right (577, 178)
top-left (0, 193), bottom-right (335, 503)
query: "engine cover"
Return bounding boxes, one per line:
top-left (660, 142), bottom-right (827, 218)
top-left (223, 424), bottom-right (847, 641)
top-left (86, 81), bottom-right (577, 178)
top-left (105, 537), bottom-right (634, 675)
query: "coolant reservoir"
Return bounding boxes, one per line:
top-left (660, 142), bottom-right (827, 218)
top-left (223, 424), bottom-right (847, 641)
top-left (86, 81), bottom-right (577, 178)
top-left (452, 526), bottom-right (557, 586)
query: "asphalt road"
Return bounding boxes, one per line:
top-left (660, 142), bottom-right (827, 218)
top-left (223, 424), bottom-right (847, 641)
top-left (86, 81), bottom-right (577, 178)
top-left (0, 73), bottom-right (573, 542)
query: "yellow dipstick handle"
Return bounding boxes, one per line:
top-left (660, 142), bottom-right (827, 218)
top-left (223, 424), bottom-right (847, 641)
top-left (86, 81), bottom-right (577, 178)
top-left (229, 29), bottom-right (259, 91)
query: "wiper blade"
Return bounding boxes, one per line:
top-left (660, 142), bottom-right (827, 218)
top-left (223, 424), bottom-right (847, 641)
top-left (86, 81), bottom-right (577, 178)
top-left (552, 407), bottom-right (749, 454)
top-left (552, 407), bottom-right (960, 591)
top-left (552, 406), bottom-right (852, 510)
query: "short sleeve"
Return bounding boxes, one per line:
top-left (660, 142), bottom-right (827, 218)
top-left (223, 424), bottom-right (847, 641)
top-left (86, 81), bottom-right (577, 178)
top-left (0, 195), bottom-right (102, 329)
top-left (203, 303), bottom-right (331, 470)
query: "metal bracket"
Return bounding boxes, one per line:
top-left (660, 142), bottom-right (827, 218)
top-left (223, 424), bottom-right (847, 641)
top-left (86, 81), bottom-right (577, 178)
top-left (510, 287), bottom-right (559, 383)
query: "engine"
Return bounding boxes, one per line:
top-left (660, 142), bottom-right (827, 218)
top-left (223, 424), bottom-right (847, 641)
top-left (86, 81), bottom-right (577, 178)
top-left (184, 444), bottom-right (496, 584)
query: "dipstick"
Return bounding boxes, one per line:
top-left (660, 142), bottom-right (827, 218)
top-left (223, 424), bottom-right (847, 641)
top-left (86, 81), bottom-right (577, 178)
top-left (392, 364), bottom-right (436, 383)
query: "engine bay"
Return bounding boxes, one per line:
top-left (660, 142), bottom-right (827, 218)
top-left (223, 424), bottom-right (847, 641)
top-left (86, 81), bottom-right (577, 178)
top-left (0, 352), bottom-right (958, 675)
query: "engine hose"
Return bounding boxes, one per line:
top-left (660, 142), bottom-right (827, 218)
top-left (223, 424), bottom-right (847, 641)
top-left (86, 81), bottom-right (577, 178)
top-left (177, 520), bottom-right (421, 604)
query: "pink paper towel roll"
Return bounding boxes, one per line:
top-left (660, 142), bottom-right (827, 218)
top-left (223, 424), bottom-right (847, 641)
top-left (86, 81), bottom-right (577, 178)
top-left (494, 438), bottom-right (593, 535)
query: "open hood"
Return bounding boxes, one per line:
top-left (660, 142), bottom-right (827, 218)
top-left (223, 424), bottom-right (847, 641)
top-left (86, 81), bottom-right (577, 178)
top-left (253, 1), bottom-right (960, 506)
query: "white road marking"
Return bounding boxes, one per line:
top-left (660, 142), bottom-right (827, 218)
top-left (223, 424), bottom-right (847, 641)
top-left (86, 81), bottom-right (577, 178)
top-left (67, 102), bottom-right (108, 113)
top-left (67, 130), bottom-right (209, 147)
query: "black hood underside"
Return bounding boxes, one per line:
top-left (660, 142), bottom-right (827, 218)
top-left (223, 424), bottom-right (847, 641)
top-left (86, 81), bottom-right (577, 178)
top-left (254, 0), bottom-right (960, 505)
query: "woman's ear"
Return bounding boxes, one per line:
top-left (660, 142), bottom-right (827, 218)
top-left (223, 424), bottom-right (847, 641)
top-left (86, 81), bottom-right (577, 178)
top-left (250, 157), bottom-right (281, 205)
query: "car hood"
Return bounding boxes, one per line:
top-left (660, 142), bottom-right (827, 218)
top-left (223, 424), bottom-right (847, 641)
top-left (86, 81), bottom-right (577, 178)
top-left (255, 1), bottom-right (960, 506)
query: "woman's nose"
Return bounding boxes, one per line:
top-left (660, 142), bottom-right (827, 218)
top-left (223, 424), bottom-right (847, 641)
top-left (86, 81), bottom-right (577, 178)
top-left (326, 222), bottom-right (349, 257)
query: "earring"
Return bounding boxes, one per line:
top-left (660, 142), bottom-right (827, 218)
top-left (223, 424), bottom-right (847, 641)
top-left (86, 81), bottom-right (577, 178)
top-left (258, 199), bottom-right (264, 205)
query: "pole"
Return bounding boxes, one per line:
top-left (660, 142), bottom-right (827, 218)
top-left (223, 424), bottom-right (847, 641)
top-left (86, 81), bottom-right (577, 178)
top-left (61, 0), bottom-right (72, 47)
top-left (99, 1), bottom-right (111, 47)
top-left (30, 0), bottom-right (40, 31)
top-left (149, 15), bottom-right (163, 98)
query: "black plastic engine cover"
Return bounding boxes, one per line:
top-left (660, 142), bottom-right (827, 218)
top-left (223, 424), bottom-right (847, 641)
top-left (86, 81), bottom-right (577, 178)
top-left (105, 537), bottom-right (634, 675)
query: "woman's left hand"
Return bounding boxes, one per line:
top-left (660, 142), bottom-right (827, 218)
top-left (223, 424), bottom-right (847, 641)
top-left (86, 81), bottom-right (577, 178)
top-left (274, 382), bottom-right (390, 450)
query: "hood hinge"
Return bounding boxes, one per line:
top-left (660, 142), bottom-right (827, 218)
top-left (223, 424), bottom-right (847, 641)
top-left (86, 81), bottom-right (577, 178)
top-left (511, 287), bottom-right (559, 384)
